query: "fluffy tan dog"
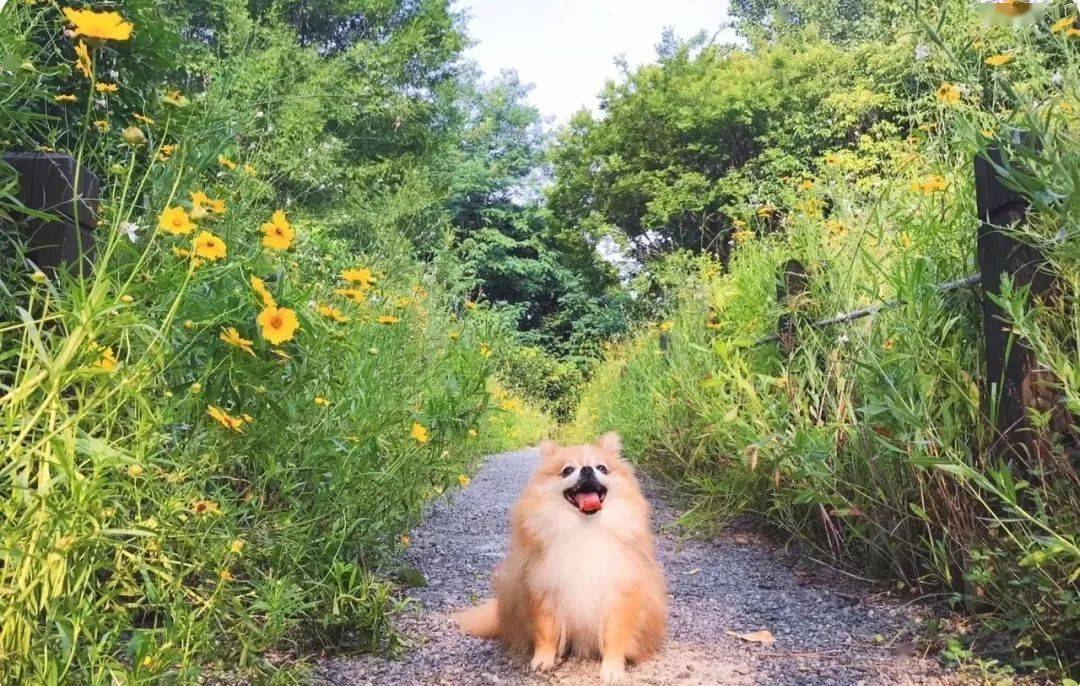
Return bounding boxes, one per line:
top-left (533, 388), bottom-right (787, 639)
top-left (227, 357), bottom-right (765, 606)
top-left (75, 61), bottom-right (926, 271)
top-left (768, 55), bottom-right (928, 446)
top-left (456, 433), bottom-right (667, 684)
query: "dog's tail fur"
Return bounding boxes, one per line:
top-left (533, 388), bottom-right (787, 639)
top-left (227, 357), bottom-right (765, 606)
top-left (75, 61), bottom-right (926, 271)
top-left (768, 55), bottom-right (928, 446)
top-left (455, 599), bottom-right (499, 638)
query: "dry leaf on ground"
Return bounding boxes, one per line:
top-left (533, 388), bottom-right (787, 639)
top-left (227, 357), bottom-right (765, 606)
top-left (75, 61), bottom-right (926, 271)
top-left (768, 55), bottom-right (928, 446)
top-left (725, 629), bottom-right (775, 645)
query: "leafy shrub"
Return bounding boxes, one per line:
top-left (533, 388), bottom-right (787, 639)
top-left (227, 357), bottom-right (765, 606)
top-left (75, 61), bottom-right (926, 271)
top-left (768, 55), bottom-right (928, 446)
top-left (0, 2), bottom-right (541, 681)
top-left (496, 344), bottom-right (584, 420)
top-left (566, 3), bottom-right (1080, 674)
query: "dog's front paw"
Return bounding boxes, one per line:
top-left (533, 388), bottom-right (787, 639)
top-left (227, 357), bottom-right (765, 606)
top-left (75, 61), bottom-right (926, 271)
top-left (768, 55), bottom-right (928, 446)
top-left (600, 659), bottom-right (626, 684)
top-left (529, 649), bottom-right (556, 672)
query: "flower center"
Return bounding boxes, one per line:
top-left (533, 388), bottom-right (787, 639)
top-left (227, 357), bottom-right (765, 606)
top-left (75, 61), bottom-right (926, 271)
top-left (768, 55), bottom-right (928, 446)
top-left (270, 315), bottom-right (282, 328)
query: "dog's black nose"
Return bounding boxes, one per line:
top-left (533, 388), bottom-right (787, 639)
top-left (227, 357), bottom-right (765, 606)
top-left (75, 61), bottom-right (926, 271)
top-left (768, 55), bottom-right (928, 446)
top-left (580, 465), bottom-right (594, 476)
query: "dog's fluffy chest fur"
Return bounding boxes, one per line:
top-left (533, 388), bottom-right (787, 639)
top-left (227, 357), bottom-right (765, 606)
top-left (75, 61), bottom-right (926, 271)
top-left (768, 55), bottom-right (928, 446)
top-left (528, 519), bottom-right (638, 654)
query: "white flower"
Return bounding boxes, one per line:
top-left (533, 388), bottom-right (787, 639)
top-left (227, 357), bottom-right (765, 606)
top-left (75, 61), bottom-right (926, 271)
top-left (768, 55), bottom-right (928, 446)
top-left (1051, 71), bottom-right (1063, 86)
top-left (914, 44), bottom-right (930, 61)
top-left (119, 221), bottom-right (140, 243)
top-left (255, 110), bottom-right (264, 118)
top-left (837, 334), bottom-right (850, 346)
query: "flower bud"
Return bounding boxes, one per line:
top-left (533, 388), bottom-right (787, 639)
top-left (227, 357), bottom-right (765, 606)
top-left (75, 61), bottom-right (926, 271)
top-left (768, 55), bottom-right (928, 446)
top-left (121, 126), bottom-right (146, 146)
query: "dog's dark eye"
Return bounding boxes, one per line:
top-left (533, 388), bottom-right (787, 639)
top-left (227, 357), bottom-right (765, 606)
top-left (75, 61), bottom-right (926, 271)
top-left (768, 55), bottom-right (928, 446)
top-left (596, 464), bottom-right (608, 474)
top-left (560, 466), bottom-right (574, 477)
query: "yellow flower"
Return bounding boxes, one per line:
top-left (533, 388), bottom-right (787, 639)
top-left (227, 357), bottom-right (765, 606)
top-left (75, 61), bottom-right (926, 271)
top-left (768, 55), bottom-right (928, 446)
top-left (257, 305), bottom-right (300, 345)
top-left (127, 464), bottom-right (143, 478)
top-left (756, 204), bottom-right (775, 218)
top-left (448, 331), bottom-right (460, 341)
top-left (242, 163), bottom-right (256, 175)
top-left (271, 348), bottom-right (292, 361)
top-left (191, 498), bottom-right (221, 515)
top-left (457, 474), bottom-right (471, 488)
top-left (54, 94), bottom-right (77, 103)
top-left (1068, 27), bottom-right (1080, 38)
top-left (93, 119), bottom-right (110, 132)
top-left (163, 90), bottom-right (188, 107)
top-left (911, 175), bottom-right (949, 195)
top-left (261, 210), bottom-right (294, 251)
top-left (882, 339), bottom-right (895, 351)
top-left (334, 288), bottom-right (366, 304)
top-left (218, 569), bottom-right (235, 581)
top-left (157, 143), bottom-right (178, 162)
top-left (63, 7), bottom-right (133, 41)
top-left (399, 534), bottom-right (411, 547)
top-left (826, 219), bottom-right (846, 235)
top-left (732, 230), bottom-right (754, 245)
top-left (936, 82), bottom-right (961, 105)
top-left (190, 382), bottom-right (202, 393)
top-left (209, 199), bottom-right (226, 215)
top-left (230, 539), bottom-right (245, 554)
top-left (94, 346), bottom-right (117, 371)
top-left (132, 113), bottom-right (155, 126)
top-left (659, 321), bottom-right (674, 333)
top-left (317, 305), bottom-right (349, 322)
top-left (190, 190), bottom-right (211, 210)
top-left (464, 300), bottom-right (478, 310)
top-left (468, 428), bottom-right (478, 438)
top-left (377, 315), bottom-right (400, 325)
top-left (250, 276), bottom-right (276, 308)
top-left (314, 396), bottom-right (330, 407)
top-left (899, 232), bottom-right (913, 249)
top-left (341, 267), bottom-right (375, 287)
top-left (1050, 15), bottom-right (1075, 33)
top-left (218, 154), bottom-right (237, 170)
top-left (192, 231), bottom-right (227, 261)
top-left (95, 81), bottom-right (118, 93)
top-left (208, 406), bottom-right (244, 433)
top-left (479, 343), bottom-right (492, 358)
top-left (985, 53), bottom-right (1014, 67)
top-left (74, 40), bottom-right (91, 78)
top-left (798, 179), bottom-right (815, 191)
top-left (219, 327), bottom-right (255, 355)
top-left (411, 422), bottom-right (430, 444)
top-left (159, 206), bottom-right (193, 235)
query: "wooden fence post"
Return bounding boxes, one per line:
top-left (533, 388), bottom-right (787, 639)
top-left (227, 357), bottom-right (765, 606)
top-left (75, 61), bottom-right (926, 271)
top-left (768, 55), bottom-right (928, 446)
top-left (2, 152), bottom-right (100, 275)
top-left (974, 145), bottom-right (1054, 465)
top-left (776, 259), bottom-right (809, 354)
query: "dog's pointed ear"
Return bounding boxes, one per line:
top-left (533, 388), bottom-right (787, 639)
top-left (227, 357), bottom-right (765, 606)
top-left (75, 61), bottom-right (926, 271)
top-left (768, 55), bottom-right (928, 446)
top-left (538, 439), bottom-right (559, 458)
top-left (596, 432), bottom-right (621, 456)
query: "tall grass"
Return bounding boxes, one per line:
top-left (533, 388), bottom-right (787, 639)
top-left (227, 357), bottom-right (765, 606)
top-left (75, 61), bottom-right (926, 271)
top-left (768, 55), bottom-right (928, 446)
top-left (0, 3), bottom-right (545, 682)
top-left (568, 6), bottom-right (1079, 673)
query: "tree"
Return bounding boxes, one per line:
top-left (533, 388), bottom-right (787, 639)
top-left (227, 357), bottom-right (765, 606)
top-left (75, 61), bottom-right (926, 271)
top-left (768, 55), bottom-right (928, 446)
top-left (547, 33), bottom-right (909, 261)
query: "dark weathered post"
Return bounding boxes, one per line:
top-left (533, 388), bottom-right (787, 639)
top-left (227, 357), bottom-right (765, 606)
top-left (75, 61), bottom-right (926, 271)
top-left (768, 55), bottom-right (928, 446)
top-left (776, 259), bottom-right (809, 355)
top-left (974, 145), bottom-right (1053, 465)
top-left (2, 152), bottom-right (100, 274)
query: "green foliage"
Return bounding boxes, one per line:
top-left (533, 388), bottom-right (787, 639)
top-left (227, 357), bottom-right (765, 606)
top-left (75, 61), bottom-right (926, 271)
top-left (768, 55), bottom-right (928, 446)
top-left (495, 344), bottom-right (584, 421)
top-left (0, 1), bottom-right (545, 682)
top-left (547, 32), bottom-right (911, 259)
top-left (566, 2), bottom-right (1080, 675)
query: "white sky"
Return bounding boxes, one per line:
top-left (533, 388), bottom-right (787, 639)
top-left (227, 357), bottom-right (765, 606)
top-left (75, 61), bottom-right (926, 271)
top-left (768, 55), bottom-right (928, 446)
top-left (460, 0), bottom-right (737, 124)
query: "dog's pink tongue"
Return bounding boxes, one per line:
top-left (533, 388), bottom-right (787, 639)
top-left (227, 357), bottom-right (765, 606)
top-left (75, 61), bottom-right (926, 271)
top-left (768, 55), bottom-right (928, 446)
top-left (575, 492), bottom-right (602, 513)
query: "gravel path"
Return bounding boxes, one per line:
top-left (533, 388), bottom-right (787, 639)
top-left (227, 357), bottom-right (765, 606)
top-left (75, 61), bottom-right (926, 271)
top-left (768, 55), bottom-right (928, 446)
top-left (319, 449), bottom-right (970, 686)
